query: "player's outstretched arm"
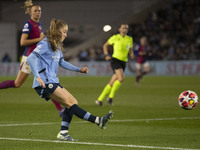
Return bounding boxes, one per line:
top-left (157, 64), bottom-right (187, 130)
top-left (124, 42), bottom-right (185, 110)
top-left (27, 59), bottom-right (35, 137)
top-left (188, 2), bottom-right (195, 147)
top-left (59, 58), bottom-right (88, 74)
top-left (59, 58), bottom-right (81, 72)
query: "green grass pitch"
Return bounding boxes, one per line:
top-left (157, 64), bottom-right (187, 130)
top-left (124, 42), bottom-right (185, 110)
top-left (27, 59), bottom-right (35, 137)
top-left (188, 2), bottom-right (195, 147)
top-left (0, 76), bottom-right (200, 150)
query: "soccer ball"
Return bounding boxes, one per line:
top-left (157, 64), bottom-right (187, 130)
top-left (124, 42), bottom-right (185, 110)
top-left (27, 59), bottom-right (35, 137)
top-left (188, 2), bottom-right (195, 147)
top-left (178, 90), bottom-right (198, 110)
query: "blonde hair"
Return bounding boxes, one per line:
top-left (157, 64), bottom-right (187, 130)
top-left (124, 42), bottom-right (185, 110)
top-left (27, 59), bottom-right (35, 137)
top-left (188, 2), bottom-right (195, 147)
top-left (46, 18), bottom-right (67, 51)
top-left (24, 0), bottom-right (33, 14)
top-left (24, 0), bottom-right (40, 15)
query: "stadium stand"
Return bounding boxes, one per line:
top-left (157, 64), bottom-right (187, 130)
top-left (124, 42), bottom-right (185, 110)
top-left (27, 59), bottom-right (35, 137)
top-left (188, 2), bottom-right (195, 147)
top-left (76, 0), bottom-right (200, 61)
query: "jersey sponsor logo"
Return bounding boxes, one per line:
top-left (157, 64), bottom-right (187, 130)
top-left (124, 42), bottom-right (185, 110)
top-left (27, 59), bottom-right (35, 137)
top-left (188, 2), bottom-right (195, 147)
top-left (52, 51), bottom-right (60, 61)
top-left (52, 55), bottom-right (60, 61)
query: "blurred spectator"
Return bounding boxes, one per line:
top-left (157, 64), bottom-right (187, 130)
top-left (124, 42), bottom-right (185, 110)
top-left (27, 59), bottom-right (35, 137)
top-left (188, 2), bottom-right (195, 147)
top-left (165, 43), bottom-right (175, 60)
top-left (129, 0), bottom-right (200, 60)
top-left (78, 49), bottom-right (89, 61)
top-left (88, 47), bottom-right (96, 61)
top-left (77, 0), bottom-right (200, 61)
top-left (94, 45), bottom-right (105, 61)
top-left (2, 53), bottom-right (12, 63)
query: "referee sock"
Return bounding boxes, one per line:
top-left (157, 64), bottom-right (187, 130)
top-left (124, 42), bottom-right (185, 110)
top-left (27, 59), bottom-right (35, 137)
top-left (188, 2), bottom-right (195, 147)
top-left (109, 80), bottom-right (121, 99)
top-left (61, 108), bottom-right (73, 131)
top-left (98, 84), bottom-right (112, 101)
top-left (69, 104), bottom-right (97, 124)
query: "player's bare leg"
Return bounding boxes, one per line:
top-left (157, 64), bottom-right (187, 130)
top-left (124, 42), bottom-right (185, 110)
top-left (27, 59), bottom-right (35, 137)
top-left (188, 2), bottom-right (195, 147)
top-left (15, 71), bottom-right (29, 87)
top-left (143, 64), bottom-right (150, 76)
top-left (50, 86), bottom-right (113, 141)
top-left (0, 71), bottom-right (28, 89)
top-left (136, 68), bottom-right (142, 85)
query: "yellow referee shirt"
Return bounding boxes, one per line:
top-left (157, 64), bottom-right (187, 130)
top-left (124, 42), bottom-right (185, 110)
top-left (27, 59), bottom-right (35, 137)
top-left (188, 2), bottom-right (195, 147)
top-left (108, 34), bottom-right (133, 62)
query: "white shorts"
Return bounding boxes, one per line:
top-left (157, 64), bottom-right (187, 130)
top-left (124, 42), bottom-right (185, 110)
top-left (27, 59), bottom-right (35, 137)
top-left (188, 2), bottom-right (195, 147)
top-left (20, 56), bottom-right (32, 74)
top-left (135, 62), bottom-right (150, 70)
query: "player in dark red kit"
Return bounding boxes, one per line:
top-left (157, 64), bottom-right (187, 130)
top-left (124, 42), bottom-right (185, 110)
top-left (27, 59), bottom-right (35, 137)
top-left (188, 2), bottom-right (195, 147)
top-left (134, 36), bottom-right (151, 85)
top-left (0, 0), bottom-right (64, 116)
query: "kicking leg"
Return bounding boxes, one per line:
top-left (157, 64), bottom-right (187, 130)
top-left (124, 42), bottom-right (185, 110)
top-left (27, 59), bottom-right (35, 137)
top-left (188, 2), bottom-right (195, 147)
top-left (50, 86), bottom-right (98, 123)
top-left (50, 86), bottom-right (113, 140)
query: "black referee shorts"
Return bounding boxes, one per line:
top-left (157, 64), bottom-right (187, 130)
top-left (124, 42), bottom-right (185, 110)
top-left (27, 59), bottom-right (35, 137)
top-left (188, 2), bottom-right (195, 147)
top-left (110, 58), bottom-right (126, 73)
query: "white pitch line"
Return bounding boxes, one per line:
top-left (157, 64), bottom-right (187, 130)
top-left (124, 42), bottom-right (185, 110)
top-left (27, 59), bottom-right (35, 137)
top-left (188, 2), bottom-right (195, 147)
top-left (0, 137), bottom-right (199, 150)
top-left (0, 122), bottom-right (58, 127)
top-left (0, 117), bottom-right (200, 127)
top-left (109, 116), bottom-right (200, 122)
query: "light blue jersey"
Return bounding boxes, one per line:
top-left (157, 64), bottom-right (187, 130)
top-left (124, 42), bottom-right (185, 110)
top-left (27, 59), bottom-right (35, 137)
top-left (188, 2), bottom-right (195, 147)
top-left (27, 37), bottom-right (80, 88)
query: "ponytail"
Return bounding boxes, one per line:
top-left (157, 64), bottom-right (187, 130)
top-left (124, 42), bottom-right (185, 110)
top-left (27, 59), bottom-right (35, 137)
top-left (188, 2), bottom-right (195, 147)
top-left (24, 0), bottom-right (33, 14)
top-left (49, 18), bottom-right (57, 33)
top-left (24, 0), bottom-right (40, 15)
top-left (46, 18), bottom-right (67, 51)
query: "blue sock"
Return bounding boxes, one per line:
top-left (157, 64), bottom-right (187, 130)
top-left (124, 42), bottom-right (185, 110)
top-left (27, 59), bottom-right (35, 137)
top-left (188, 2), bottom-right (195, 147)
top-left (69, 104), bottom-right (96, 123)
top-left (61, 108), bottom-right (73, 130)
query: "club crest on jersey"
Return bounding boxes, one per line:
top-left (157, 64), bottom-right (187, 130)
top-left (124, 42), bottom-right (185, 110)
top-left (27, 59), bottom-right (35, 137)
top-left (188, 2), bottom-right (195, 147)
top-left (48, 84), bottom-right (53, 89)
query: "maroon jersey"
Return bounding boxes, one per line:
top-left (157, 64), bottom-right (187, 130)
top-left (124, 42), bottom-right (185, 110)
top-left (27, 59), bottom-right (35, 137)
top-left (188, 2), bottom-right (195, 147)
top-left (22, 19), bottom-right (44, 56)
top-left (134, 45), bottom-right (148, 64)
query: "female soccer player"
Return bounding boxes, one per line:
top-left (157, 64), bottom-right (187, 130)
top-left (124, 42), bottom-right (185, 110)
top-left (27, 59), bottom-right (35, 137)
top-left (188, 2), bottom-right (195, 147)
top-left (27, 18), bottom-right (113, 141)
top-left (0, 0), bottom-right (64, 116)
top-left (134, 36), bottom-right (151, 85)
top-left (95, 24), bottom-right (134, 106)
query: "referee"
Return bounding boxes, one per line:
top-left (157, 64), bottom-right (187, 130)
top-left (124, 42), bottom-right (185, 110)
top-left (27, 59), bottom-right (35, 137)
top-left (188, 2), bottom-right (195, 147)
top-left (96, 24), bottom-right (134, 106)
